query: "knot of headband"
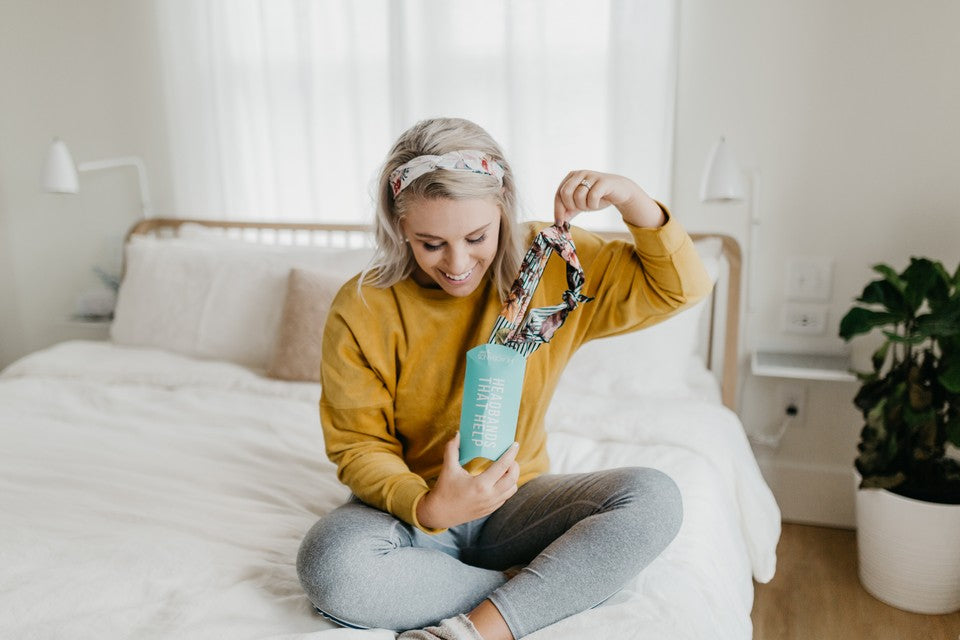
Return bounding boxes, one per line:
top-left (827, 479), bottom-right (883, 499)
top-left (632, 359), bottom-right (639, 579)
top-left (389, 149), bottom-right (505, 197)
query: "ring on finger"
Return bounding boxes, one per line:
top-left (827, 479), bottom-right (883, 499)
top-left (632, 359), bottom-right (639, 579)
top-left (578, 178), bottom-right (592, 189)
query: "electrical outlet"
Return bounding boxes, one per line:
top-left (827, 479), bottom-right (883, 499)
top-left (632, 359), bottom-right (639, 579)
top-left (781, 303), bottom-right (828, 335)
top-left (777, 382), bottom-right (807, 425)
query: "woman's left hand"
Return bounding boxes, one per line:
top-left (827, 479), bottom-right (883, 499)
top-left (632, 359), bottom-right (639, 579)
top-left (553, 170), bottom-right (665, 228)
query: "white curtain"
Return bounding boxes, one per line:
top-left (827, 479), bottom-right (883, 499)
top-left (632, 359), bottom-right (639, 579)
top-left (156, 0), bottom-right (677, 229)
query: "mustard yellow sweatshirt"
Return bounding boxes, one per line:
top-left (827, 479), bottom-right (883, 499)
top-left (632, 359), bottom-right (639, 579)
top-left (319, 211), bottom-right (713, 533)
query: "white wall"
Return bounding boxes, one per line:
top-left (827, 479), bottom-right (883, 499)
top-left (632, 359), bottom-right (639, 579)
top-left (1, 0), bottom-right (958, 526)
top-left (0, 0), bottom-right (171, 365)
top-left (673, 0), bottom-right (960, 526)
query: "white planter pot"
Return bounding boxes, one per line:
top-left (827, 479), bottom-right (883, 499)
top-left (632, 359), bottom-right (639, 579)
top-left (856, 482), bottom-right (960, 614)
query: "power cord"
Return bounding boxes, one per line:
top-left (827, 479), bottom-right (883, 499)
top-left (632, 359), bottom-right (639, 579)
top-left (749, 402), bottom-right (799, 449)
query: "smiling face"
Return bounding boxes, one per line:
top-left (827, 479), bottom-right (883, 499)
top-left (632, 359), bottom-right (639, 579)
top-left (401, 197), bottom-right (502, 297)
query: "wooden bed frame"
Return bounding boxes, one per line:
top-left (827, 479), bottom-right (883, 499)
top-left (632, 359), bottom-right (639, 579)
top-left (126, 218), bottom-right (742, 410)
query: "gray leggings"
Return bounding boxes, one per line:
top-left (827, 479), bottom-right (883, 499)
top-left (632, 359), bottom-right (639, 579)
top-left (296, 467), bottom-right (682, 638)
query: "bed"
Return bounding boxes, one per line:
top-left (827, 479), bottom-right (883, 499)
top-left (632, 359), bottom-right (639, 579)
top-left (0, 218), bottom-right (780, 640)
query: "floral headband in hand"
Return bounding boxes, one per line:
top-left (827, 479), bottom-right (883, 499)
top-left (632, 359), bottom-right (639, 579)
top-left (389, 149), bottom-right (505, 197)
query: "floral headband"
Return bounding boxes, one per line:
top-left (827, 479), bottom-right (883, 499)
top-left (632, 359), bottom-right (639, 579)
top-left (489, 223), bottom-right (593, 356)
top-left (389, 149), bottom-right (505, 197)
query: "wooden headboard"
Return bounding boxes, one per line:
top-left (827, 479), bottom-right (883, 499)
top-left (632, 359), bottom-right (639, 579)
top-left (126, 218), bottom-right (741, 410)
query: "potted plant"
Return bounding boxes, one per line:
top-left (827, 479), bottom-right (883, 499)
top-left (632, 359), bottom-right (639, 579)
top-left (839, 256), bottom-right (960, 613)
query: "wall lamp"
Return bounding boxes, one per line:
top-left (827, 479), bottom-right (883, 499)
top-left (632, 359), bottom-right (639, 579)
top-left (701, 136), bottom-right (759, 312)
top-left (41, 138), bottom-right (152, 219)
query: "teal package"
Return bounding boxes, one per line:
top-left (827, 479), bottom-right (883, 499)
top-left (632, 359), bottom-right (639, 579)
top-left (458, 343), bottom-right (527, 465)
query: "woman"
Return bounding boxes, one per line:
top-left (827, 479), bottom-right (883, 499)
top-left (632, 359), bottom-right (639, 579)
top-left (297, 117), bottom-right (713, 640)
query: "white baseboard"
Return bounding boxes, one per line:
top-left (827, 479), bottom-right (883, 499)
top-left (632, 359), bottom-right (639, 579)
top-left (754, 454), bottom-right (857, 529)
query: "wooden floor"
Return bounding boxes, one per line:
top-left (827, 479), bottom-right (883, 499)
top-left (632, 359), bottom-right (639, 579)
top-left (752, 523), bottom-right (960, 640)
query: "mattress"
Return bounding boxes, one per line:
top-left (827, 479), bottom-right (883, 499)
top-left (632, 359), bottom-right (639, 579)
top-left (0, 340), bottom-right (779, 639)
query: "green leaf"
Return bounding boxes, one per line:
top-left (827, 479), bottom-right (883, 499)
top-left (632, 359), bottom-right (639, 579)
top-left (915, 312), bottom-right (960, 339)
top-left (901, 258), bottom-right (941, 312)
top-left (934, 262), bottom-right (953, 282)
top-left (939, 361), bottom-right (960, 394)
top-left (928, 263), bottom-right (954, 311)
top-left (871, 342), bottom-right (891, 373)
top-left (882, 330), bottom-right (926, 345)
top-left (872, 264), bottom-right (907, 294)
top-left (942, 334), bottom-right (960, 354)
top-left (839, 307), bottom-right (902, 340)
top-left (857, 280), bottom-right (912, 316)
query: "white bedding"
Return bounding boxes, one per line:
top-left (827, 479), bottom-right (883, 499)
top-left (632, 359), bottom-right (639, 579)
top-left (0, 340), bottom-right (779, 640)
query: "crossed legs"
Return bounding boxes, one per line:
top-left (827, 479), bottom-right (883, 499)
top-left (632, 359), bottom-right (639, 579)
top-left (296, 467), bottom-right (682, 638)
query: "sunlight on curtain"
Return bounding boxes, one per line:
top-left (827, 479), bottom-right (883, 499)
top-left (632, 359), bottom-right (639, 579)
top-left (156, 0), bottom-right (676, 228)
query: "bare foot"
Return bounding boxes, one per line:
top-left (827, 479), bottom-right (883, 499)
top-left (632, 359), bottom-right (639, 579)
top-left (467, 599), bottom-right (514, 640)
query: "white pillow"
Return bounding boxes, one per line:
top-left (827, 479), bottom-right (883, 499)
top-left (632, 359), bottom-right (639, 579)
top-left (110, 236), bottom-right (372, 369)
top-left (555, 238), bottom-right (723, 397)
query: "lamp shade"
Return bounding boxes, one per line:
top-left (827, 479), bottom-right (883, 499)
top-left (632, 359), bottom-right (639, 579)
top-left (41, 138), bottom-right (80, 193)
top-left (700, 136), bottom-right (746, 202)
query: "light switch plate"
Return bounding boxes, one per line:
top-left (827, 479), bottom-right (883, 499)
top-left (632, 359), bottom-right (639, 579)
top-left (785, 257), bottom-right (834, 301)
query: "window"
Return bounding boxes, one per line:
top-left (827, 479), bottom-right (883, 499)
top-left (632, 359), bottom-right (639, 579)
top-left (157, 0), bottom-right (677, 229)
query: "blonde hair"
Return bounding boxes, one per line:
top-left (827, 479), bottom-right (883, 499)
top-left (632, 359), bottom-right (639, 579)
top-left (360, 118), bottom-right (522, 300)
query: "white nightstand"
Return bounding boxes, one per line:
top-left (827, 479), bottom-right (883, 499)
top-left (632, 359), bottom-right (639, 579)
top-left (751, 350), bottom-right (856, 382)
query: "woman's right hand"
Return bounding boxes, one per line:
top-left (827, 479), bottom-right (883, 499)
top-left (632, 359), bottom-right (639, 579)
top-left (416, 432), bottom-right (520, 530)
